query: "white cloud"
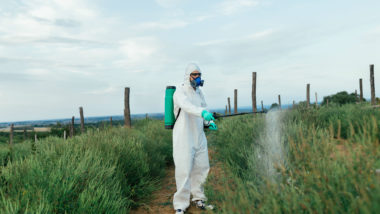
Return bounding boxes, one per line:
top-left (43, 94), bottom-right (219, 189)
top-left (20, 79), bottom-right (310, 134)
top-left (246, 29), bottom-right (275, 40)
top-left (84, 86), bottom-right (118, 95)
top-left (155, 0), bottom-right (187, 8)
top-left (195, 14), bottom-right (215, 22)
top-left (0, 0), bottom-right (102, 44)
top-left (194, 29), bottom-right (274, 46)
top-left (119, 37), bottom-right (162, 65)
top-left (25, 68), bottom-right (51, 76)
top-left (219, 0), bottom-right (259, 15)
top-left (195, 38), bottom-right (231, 47)
top-left (66, 69), bottom-right (93, 76)
top-left (133, 19), bottom-right (188, 30)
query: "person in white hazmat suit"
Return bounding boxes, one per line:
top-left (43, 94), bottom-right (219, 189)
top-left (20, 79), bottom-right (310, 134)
top-left (172, 63), bottom-right (217, 214)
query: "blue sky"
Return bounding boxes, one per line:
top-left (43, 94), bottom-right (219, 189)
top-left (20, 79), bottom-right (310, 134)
top-left (0, 0), bottom-right (379, 122)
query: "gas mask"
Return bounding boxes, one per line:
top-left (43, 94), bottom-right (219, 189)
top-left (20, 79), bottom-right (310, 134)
top-left (190, 76), bottom-right (204, 88)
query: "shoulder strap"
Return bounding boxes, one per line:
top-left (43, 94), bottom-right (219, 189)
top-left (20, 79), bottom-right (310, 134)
top-left (174, 108), bottom-right (181, 122)
top-left (173, 108), bottom-right (181, 127)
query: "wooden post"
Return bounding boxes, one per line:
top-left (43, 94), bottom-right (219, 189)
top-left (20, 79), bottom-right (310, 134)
top-left (63, 130), bottom-right (66, 140)
top-left (370, 64), bottom-right (376, 105)
top-left (261, 100), bottom-right (264, 112)
top-left (252, 72), bottom-right (257, 112)
top-left (359, 78), bottom-right (363, 102)
top-left (110, 117), bottom-right (113, 127)
top-left (234, 89), bottom-right (238, 114)
top-left (355, 90), bottom-right (358, 103)
top-left (124, 87), bottom-right (131, 128)
top-left (225, 105), bottom-right (227, 115)
top-left (306, 84), bottom-right (310, 108)
top-left (315, 92), bottom-right (318, 108)
top-left (34, 134), bottom-right (38, 143)
top-left (327, 99), bottom-right (329, 107)
top-left (23, 127), bottom-right (27, 141)
top-left (70, 116), bottom-right (74, 137)
top-left (278, 95), bottom-right (281, 109)
top-left (9, 124), bottom-right (14, 145)
top-left (227, 97), bottom-right (231, 115)
top-left (79, 107), bottom-right (85, 133)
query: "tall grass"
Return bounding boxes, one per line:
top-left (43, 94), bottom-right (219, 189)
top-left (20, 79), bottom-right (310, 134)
top-left (0, 119), bottom-right (172, 213)
top-left (208, 104), bottom-right (380, 213)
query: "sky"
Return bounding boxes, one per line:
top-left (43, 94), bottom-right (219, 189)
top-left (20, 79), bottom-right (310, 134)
top-left (0, 0), bottom-right (379, 122)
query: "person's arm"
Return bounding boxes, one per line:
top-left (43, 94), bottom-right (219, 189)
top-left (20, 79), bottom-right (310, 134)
top-left (174, 89), bottom-right (205, 117)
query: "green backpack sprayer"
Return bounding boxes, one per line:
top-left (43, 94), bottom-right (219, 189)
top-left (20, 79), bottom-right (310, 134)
top-left (165, 86), bottom-right (179, 129)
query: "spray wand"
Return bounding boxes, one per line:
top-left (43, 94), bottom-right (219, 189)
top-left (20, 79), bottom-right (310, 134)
top-left (212, 110), bottom-right (267, 120)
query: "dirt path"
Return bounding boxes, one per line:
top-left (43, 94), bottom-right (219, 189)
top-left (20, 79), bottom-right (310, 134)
top-left (130, 150), bottom-right (222, 214)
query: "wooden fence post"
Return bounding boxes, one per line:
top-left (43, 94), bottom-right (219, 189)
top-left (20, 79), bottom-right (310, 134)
top-left (306, 84), bottom-right (310, 108)
top-left (35, 134), bottom-right (38, 143)
top-left (70, 116), bottom-right (74, 137)
top-left (227, 97), bottom-right (231, 115)
top-left (110, 117), bottom-right (113, 127)
top-left (124, 87), bottom-right (131, 128)
top-left (79, 107), bottom-right (85, 133)
top-left (355, 90), bottom-right (358, 103)
top-left (252, 72), bottom-right (257, 112)
top-left (261, 100), bottom-right (264, 112)
top-left (278, 95), bottom-right (281, 109)
top-left (23, 127), bottom-right (27, 141)
top-left (370, 64), bottom-right (376, 105)
top-left (234, 89), bottom-right (238, 114)
top-left (315, 92), bottom-right (318, 108)
top-left (9, 124), bottom-right (14, 146)
top-left (327, 99), bottom-right (329, 107)
top-left (63, 130), bottom-right (66, 140)
top-left (225, 105), bottom-right (227, 115)
top-left (359, 78), bottom-right (363, 102)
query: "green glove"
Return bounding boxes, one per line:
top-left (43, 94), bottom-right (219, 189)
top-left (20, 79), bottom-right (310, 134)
top-left (209, 122), bottom-right (218, 131)
top-left (202, 110), bottom-right (215, 121)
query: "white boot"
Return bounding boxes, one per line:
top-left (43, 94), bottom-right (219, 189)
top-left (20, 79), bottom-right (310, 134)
top-left (194, 200), bottom-right (214, 210)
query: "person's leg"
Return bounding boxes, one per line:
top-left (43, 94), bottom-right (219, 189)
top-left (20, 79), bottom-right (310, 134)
top-left (173, 145), bottom-right (194, 211)
top-left (190, 146), bottom-right (210, 201)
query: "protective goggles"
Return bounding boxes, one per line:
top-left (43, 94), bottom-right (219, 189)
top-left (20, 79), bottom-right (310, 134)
top-left (190, 73), bottom-right (202, 77)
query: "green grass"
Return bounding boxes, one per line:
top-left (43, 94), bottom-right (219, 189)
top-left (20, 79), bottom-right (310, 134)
top-left (2, 105), bottom-right (379, 213)
top-left (207, 104), bottom-right (380, 213)
top-left (0, 119), bottom-right (172, 213)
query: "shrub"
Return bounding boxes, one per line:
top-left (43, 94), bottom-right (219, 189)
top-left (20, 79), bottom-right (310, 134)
top-left (0, 119), bottom-right (172, 213)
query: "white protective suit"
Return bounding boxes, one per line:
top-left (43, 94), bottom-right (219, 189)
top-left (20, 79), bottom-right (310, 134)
top-left (172, 63), bottom-right (210, 211)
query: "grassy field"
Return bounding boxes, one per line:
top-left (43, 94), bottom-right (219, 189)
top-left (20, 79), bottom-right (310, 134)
top-left (206, 103), bottom-right (380, 213)
top-left (0, 119), bottom-right (172, 213)
top-left (1, 104), bottom-right (379, 213)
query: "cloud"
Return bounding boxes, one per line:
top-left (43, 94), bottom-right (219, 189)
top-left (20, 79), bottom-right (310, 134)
top-left (119, 37), bottom-right (162, 65)
top-left (133, 19), bottom-right (188, 30)
top-left (0, 72), bottom-right (33, 83)
top-left (155, 0), bottom-right (187, 8)
top-left (0, 0), bottom-right (103, 42)
top-left (25, 68), bottom-right (51, 76)
top-left (246, 29), bottom-right (275, 40)
top-left (84, 86), bottom-right (118, 95)
top-left (219, 0), bottom-right (259, 15)
top-left (194, 29), bottom-right (274, 46)
top-left (32, 16), bottom-right (81, 28)
top-left (195, 15), bottom-right (215, 22)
